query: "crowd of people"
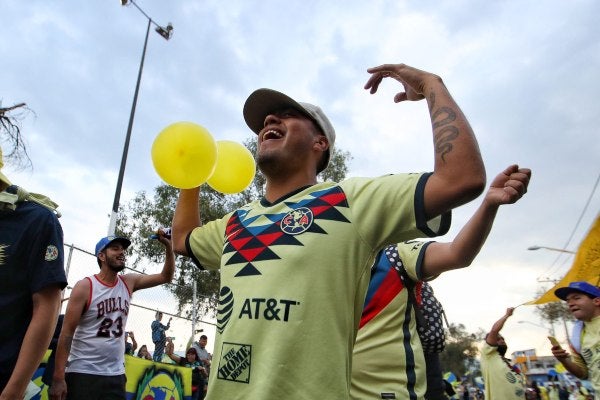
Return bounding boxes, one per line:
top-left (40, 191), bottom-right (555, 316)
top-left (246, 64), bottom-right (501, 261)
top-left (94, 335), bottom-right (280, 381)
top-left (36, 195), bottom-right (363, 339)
top-left (524, 381), bottom-right (592, 400)
top-left (1, 62), bottom-right (598, 400)
top-left (443, 379), bottom-right (593, 400)
top-left (478, 283), bottom-right (599, 400)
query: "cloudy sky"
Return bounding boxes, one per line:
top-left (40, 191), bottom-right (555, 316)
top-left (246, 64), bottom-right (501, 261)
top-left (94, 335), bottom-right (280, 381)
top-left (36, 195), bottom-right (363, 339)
top-left (2, 1), bottom-right (599, 356)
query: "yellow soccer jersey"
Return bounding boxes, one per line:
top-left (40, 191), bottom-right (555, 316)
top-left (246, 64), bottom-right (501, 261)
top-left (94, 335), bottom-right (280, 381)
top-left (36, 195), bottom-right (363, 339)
top-left (186, 174), bottom-right (450, 400)
top-left (481, 342), bottom-right (526, 399)
top-left (351, 241), bottom-right (431, 399)
top-left (580, 316), bottom-right (600, 396)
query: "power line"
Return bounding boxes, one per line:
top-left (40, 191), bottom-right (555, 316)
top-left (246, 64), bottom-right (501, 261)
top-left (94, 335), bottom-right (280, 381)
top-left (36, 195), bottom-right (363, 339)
top-left (544, 170), bottom-right (600, 278)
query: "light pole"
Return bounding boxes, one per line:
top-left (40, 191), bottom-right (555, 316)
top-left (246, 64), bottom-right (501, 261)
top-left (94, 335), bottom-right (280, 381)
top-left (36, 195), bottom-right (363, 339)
top-left (527, 245), bottom-right (576, 254)
top-left (108, 0), bottom-right (173, 236)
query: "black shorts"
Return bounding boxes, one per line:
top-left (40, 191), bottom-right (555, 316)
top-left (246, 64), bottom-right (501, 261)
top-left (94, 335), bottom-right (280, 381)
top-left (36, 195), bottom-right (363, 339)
top-left (65, 372), bottom-right (126, 400)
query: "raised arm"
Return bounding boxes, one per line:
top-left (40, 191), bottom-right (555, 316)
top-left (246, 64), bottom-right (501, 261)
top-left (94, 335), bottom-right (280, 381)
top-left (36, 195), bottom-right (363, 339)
top-left (1, 286), bottom-right (62, 399)
top-left (165, 338), bottom-right (181, 363)
top-left (421, 165), bottom-right (531, 279)
top-left (365, 63), bottom-right (486, 218)
top-left (486, 307), bottom-right (514, 346)
top-left (129, 331), bottom-right (138, 353)
top-left (50, 279), bottom-right (90, 400)
top-left (126, 228), bottom-right (175, 291)
top-left (172, 187), bottom-right (202, 256)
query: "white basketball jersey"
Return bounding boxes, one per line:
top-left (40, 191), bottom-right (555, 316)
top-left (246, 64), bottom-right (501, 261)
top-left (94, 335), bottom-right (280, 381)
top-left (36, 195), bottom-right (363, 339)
top-left (66, 275), bottom-right (132, 375)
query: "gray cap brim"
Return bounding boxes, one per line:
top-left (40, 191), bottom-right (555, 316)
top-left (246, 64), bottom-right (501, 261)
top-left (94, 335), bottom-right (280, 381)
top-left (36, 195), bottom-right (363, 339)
top-left (243, 88), bottom-right (336, 172)
top-left (243, 89), bottom-right (309, 135)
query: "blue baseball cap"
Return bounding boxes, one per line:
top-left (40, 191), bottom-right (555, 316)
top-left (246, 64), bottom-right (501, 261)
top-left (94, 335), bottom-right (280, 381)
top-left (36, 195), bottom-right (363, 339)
top-left (95, 236), bottom-right (131, 256)
top-left (554, 281), bottom-right (600, 300)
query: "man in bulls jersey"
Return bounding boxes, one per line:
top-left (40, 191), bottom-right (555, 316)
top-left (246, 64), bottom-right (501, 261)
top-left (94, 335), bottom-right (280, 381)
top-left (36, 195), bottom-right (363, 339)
top-left (50, 230), bottom-right (175, 400)
top-left (171, 63), bottom-right (487, 399)
top-left (351, 165), bottom-right (531, 400)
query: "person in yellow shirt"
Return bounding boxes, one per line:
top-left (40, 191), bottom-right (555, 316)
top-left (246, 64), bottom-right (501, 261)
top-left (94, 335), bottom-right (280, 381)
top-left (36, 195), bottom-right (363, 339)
top-left (546, 382), bottom-right (560, 400)
top-left (351, 165), bottom-right (531, 400)
top-left (480, 307), bottom-right (527, 399)
top-left (551, 282), bottom-right (600, 398)
top-left (574, 381), bottom-right (590, 400)
top-left (537, 381), bottom-right (549, 400)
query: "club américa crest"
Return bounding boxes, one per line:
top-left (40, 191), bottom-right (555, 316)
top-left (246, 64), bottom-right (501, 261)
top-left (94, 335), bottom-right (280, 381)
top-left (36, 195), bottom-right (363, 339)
top-left (280, 207), bottom-right (313, 235)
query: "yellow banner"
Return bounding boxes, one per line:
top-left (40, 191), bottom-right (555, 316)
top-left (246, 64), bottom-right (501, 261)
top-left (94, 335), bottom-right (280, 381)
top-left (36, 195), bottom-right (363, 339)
top-left (29, 353), bottom-right (192, 400)
top-left (125, 354), bottom-right (192, 400)
top-left (526, 214), bottom-right (600, 305)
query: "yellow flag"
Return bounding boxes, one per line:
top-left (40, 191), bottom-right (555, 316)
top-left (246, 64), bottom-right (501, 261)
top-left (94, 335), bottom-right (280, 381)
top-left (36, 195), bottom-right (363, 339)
top-left (526, 214), bottom-right (600, 305)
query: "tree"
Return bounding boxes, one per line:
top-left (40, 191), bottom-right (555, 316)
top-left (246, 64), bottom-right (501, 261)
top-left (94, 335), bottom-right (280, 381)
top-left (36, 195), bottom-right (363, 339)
top-left (0, 102), bottom-right (32, 168)
top-left (439, 323), bottom-right (485, 379)
top-left (118, 138), bottom-right (352, 320)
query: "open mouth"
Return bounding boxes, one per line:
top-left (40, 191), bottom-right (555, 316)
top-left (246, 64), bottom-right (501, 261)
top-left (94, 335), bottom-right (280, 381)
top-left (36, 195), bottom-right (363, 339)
top-left (262, 129), bottom-right (283, 141)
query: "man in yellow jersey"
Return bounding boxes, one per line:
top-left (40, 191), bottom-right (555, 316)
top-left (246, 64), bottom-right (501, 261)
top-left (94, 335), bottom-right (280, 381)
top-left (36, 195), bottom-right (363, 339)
top-left (481, 307), bottom-right (527, 399)
top-left (552, 282), bottom-right (600, 399)
top-left (172, 63), bottom-right (487, 399)
top-left (352, 165), bottom-right (531, 399)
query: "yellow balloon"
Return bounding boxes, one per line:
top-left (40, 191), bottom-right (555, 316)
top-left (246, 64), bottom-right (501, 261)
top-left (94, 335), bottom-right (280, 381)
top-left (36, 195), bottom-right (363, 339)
top-left (151, 122), bottom-right (217, 189)
top-left (207, 140), bottom-right (256, 194)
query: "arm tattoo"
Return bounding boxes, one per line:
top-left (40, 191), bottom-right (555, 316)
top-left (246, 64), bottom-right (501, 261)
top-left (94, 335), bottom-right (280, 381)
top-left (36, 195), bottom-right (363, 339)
top-left (431, 106), bottom-right (458, 162)
top-left (428, 92), bottom-right (436, 113)
top-left (434, 126), bottom-right (459, 162)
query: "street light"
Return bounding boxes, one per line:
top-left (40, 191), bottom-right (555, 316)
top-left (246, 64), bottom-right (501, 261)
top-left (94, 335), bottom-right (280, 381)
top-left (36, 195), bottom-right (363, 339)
top-left (527, 245), bottom-right (576, 254)
top-left (108, 0), bottom-right (173, 235)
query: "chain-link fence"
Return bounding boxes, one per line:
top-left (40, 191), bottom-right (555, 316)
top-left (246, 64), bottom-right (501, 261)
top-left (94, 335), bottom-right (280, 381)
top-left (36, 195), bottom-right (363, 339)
top-left (60, 243), bottom-right (216, 356)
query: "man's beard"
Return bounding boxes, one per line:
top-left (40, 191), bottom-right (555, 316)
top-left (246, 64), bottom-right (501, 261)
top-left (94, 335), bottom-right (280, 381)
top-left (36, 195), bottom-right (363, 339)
top-left (109, 264), bottom-right (125, 272)
top-left (497, 344), bottom-right (508, 357)
top-left (108, 258), bottom-right (126, 272)
top-left (256, 152), bottom-right (281, 177)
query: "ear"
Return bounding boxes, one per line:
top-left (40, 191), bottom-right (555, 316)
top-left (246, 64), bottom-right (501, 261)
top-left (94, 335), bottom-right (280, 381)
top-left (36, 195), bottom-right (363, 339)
top-left (313, 134), bottom-right (329, 153)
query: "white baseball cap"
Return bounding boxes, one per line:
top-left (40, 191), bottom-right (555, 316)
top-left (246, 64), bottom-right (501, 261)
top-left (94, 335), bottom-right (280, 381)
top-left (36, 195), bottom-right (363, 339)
top-left (243, 88), bottom-right (336, 173)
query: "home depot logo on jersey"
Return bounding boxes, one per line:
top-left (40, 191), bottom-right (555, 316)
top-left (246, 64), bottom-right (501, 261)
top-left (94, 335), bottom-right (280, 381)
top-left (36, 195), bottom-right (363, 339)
top-left (217, 342), bottom-right (252, 384)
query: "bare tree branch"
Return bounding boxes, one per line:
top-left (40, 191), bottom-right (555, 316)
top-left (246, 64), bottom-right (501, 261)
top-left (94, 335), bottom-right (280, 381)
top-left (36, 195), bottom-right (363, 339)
top-left (0, 102), bottom-right (33, 169)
